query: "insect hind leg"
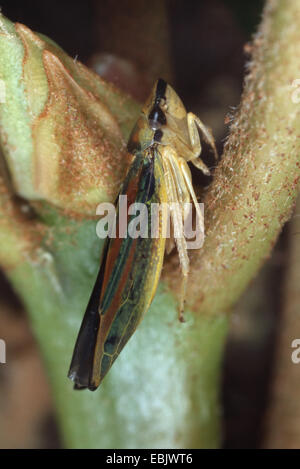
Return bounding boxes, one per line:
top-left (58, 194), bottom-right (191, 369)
top-left (161, 147), bottom-right (190, 321)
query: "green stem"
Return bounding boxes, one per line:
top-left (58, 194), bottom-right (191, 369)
top-left (6, 214), bottom-right (228, 448)
top-left (174, 0), bottom-right (300, 316)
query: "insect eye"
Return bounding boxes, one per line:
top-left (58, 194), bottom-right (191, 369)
top-left (148, 106), bottom-right (167, 130)
top-left (160, 97), bottom-right (168, 110)
top-left (154, 97), bottom-right (168, 112)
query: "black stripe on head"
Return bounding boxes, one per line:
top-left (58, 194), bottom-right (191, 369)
top-left (155, 78), bottom-right (167, 104)
top-left (148, 106), bottom-right (166, 130)
top-left (148, 79), bottom-right (167, 130)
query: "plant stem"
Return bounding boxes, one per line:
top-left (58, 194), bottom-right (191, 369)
top-left (165, 0), bottom-right (300, 317)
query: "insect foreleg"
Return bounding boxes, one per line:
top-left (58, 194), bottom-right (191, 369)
top-left (187, 112), bottom-right (218, 174)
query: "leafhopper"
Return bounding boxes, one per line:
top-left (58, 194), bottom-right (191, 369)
top-left (68, 79), bottom-right (217, 390)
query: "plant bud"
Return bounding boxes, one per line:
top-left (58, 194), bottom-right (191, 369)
top-left (0, 14), bottom-right (139, 214)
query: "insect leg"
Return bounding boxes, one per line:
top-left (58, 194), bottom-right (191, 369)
top-left (164, 145), bottom-right (192, 258)
top-left (191, 155), bottom-right (211, 176)
top-left (161, 147), bottom-right (189, 321)
top-left (187, 112), bottom-right (218, 174)
top-left (177, 157), bottom-right (204, 234)
top-left (165, 147), bottom-right (193, 250)
top-left (165, 147), bottom-right (191, 206)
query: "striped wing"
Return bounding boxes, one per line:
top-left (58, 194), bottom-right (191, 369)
top-left (68, 147), bottom-right (167, 390)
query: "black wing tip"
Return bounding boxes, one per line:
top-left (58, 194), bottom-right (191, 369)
top-left (73, 383), bottom-right (97, 392)
top-left (68, 370), bottom-right (98, 392)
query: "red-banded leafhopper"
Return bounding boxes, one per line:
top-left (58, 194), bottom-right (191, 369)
top-left (68, 79), bottom-right (217, 390)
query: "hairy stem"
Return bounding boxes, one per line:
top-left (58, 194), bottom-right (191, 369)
top-left (165, 0), bottom-right (300, 316)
